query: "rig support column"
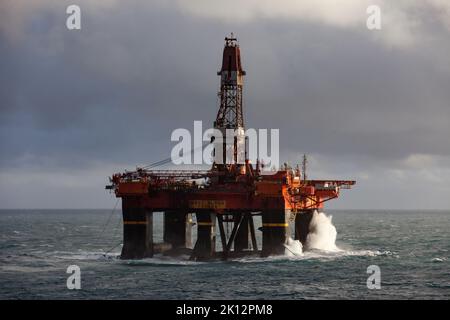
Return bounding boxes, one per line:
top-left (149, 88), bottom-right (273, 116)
top-left (295, 210), bottom-right (314, 247)
top-left (121, 206), bottom-right (153, 260)
top-left (248, 213), bottom-right (258, 252)
top-left (261, 210), bottom-right (290, 257)
top-left (163, 211), bottom-right (192, 253)
top-left (234, 212), bottom-right (250, 252)
top-left (191, 212), bottom-right (216, 261)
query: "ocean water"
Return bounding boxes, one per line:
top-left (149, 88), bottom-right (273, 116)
top-left (0, 209), bottom-right (449, 299)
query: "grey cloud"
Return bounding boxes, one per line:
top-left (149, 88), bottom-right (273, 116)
top-left (1, 0), bottom-right (450, 208)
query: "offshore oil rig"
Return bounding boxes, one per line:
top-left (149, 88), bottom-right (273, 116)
top-left (107, 35), bottom-right (355, 260)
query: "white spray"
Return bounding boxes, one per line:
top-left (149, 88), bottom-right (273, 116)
top-left (283, 210), bottom-right (340, 256)
top-left (305, 210), bottom-right (340, 252)
top-left (283, 237), bottom-right (303, 256)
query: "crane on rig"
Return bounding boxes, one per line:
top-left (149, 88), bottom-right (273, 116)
top-left (106, 35), bottom-right (355, 261)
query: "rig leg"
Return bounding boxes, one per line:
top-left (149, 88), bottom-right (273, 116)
top-left (186, 213), bottom-right (193, 248)
top-left (261, 210), bottom-right (290, 257)
top-left (234, 212), bottom-right (250, 253)
top-left (120, 207), bottom-right (153, 260)
top-left (191, 212), bottom-right (216, 261)
top-left (248, 213), bottom-right (258, 252)
top-left (217, 215), bottom-right (228, 260)
top-left (295, 210), bottom-right (314, 247)
top-left (163, 211), bottom-right (192, 255)
top-left (223, 213), bottom-right (244, 259)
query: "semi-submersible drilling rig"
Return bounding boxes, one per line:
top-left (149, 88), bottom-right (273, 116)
top-left (107, 35), bottom-right (355, 260)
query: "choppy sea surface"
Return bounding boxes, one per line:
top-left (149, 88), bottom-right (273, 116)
top-left (0, 209), bottom-right (449, 299)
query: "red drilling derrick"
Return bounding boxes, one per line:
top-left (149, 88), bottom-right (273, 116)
top-left (107, 35), bottom-right (355, 260)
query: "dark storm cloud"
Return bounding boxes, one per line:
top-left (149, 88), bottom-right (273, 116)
top-left (2, 1), bottom-right (450, 167)
top-left (0, 1), bottom-right (223, 168)
top-left (1, 0), bottom-right (450, 208)
top-left (241, 22), bottom-right (450, 160)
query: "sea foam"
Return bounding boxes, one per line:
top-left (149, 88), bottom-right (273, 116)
top-left (305, 211), bottom-right (341, 252)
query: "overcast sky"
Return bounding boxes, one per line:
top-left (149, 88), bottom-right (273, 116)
top-left (1, 0), bottom-right (450, 209)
